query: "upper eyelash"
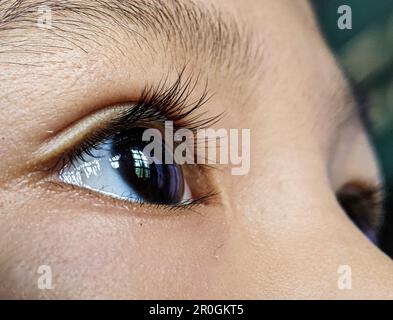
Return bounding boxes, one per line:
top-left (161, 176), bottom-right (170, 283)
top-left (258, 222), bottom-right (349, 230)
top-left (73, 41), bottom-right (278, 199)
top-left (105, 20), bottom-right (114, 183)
top-left (56, 70), bottom-right (223, 170)
top-left (46, 178), bottom-right (220, 213)
top-left (116, 69), bottom-right (223, 131)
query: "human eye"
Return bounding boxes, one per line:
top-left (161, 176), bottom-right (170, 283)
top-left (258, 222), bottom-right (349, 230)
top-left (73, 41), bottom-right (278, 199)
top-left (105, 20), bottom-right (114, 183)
top-left (58, 126), bottom-right (192, 206)
top-left (39, 74), bottom-right (219, 211)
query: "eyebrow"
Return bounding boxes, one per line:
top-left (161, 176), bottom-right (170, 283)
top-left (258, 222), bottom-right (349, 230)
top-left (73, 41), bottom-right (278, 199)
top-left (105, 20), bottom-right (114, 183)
top-left (0, 0), bottom-right (264, 79)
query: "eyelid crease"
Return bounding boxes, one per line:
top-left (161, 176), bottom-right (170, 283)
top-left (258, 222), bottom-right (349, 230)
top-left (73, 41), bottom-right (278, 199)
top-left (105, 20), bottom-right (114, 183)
top-left (33, 104), bottom-right (132, 164)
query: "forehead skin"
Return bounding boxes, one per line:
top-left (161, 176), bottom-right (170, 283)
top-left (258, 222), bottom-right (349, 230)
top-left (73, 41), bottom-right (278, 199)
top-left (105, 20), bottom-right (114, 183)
top-left (0, 0), bottom-right (392, 299)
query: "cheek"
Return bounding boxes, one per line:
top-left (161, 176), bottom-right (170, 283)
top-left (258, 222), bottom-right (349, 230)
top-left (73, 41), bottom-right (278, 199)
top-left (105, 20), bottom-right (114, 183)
top-left (0, 189), bottom-right (237, 299)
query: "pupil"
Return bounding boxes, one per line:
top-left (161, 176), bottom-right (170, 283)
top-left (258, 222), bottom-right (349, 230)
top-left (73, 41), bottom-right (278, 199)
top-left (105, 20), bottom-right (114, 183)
top-left (110, 127), bottom-right (184, 204)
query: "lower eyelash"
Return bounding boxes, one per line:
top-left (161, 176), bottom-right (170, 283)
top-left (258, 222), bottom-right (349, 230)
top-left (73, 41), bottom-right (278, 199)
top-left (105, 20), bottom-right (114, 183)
top-left (42, 175), bottom-right (219, 213)
top-left (139, 191), bottom-right (220, 212)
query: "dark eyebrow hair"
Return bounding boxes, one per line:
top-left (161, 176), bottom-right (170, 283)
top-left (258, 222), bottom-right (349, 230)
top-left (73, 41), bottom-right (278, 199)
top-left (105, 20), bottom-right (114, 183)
top-left (0, 0), bottom-right (264, 79)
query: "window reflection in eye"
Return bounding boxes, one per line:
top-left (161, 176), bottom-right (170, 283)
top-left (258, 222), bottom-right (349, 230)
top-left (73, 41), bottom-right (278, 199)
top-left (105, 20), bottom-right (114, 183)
top-left (131, 150), bottom-right (151, 179)
top-left (59, 127), bottom-right (192, 206)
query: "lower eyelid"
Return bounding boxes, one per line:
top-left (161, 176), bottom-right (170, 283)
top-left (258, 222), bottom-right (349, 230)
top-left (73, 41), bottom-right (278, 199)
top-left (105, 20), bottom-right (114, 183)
top-left (44, 176), bottom-right (216, 215)
top-left (40, 179), bottom-right (200, 215)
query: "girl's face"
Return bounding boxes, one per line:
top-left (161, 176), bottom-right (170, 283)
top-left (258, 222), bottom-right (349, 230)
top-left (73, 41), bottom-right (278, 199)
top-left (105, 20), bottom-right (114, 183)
top-left (0, 0), bottom-right (392, 299)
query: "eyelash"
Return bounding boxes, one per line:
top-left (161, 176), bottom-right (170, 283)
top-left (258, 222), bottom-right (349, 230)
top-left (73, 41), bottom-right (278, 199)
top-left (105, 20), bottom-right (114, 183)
top-left (336, 181), bottom-right (385, 243)
top-left (48, 71), bottom-right (222, 211)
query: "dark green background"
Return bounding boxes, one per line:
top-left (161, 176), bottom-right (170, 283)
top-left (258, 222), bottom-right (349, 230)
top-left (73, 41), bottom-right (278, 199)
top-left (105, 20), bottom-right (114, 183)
top-left (313, 0), bottom-right (393, 179)
top-left (312, 0), bottom-right (393, 255)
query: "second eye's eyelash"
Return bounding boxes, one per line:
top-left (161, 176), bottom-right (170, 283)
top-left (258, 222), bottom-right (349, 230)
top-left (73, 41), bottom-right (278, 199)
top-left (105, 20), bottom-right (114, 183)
top-left (336, 181), bottom-right (385, 243)
top-left (48, 71), bottom-right (222, 210)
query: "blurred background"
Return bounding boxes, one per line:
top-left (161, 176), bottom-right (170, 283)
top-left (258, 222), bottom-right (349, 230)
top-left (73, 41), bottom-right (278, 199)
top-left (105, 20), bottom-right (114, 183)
top-left (312, 0), bottom-right (393, 257)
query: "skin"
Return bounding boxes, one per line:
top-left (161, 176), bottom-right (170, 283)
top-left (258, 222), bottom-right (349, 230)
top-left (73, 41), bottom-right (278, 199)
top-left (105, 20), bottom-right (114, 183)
top-left (0, 0), bottom-right (392, 299)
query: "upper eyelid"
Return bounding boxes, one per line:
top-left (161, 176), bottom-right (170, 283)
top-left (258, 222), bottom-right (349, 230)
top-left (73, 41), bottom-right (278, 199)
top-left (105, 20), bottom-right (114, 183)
top-left (32, 72), bottom-right (219, 170)
top-left (33, 104), bottom-right (132, 164)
